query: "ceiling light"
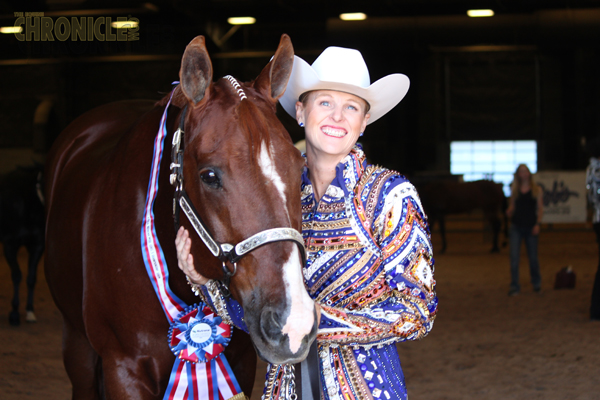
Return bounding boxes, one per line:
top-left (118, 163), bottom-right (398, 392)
top-left (467, 9), bottom-right (494, 17)
top-left (227, 17), bottom-right (256, 25)
top-left (111, 20), bottom-right (139, 29)
top-left (0, 26), bottom-right (23, 34)
top-left (340, 13), bottom-right (367, 21)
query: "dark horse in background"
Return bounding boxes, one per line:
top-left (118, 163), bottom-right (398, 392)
top-left (45, 34), bottom-right (317, 399)
top-left (417, 179), bottom-right (508, 253)
top-left (0, 164), bottom-right (45, 325)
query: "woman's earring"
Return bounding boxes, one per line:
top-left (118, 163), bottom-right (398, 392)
top-left (359, 132), bottom-right (364, 137)
top-left (299, 122), bottom-right (304, 127)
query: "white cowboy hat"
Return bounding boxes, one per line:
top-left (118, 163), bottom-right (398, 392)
top-left (279, 46), bottom-right (410, 125)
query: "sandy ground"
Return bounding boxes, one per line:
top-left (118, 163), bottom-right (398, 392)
top-left (1, 218), bottom-right (599, 400)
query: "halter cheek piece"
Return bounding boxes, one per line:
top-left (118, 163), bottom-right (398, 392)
top-left (170, 78), bottom-right (307, 296)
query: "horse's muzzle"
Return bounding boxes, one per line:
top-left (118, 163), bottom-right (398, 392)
top-left (250, 303), bottom-right (318, 364)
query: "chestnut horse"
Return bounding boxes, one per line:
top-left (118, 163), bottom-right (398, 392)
top-left (44, 34), bottom-right (317, 399)
top-left (417, 179), bottom-right (508, 253)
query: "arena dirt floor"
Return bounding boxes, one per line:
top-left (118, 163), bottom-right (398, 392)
top-left (1, 216), bottom-right (599, 400)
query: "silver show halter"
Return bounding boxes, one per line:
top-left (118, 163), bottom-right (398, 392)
top-left (169, 78), bottom-right (307, 295)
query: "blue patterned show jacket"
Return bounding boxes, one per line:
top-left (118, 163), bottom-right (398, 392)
top-left (263, 146), bottom-right (438, 400)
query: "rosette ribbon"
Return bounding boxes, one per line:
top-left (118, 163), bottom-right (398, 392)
top-left (169, 304), bottom-right (231, 364)
top-left (141, 85), bottom-right (242, 400)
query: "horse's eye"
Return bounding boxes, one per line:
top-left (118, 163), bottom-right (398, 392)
top-left (199, 169), bottom-right (221, 188)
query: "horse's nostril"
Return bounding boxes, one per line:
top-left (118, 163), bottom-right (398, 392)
top-left (260, 307), bottom-right (284, 342)
top-left (252, 304), bottom-right (316, 364)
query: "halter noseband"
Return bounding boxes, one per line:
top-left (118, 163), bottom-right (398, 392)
top-left (170, 80), bottom-right (306, 295)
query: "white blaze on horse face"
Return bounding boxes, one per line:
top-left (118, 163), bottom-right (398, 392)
top-left (258, 141), bottom-right (314, 353)
top-left (258, 141), bottom-right (288, 221)
top-left (281, 246), bottom-right (315, 354)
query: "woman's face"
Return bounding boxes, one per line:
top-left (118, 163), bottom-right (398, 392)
top-left (517, 165), bottom-right (531, 181)
top-left (296, 90), bottom-right (370, 163)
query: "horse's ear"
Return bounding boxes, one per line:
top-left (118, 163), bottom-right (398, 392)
top-left (179, 36), bottom-right (213, 105)
top-left (254, 34), bottom-right (294, 101)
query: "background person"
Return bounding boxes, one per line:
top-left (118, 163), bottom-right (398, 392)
top-left (506, 163), bottom-right (544, 296)
top-left (586, 155), bottom-right (600, 321)
top-left (176, 46), bottom-right (438, 400)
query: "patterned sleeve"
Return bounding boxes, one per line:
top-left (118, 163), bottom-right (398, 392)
top-left (198, 281), bottom-right (249, 333)
top-left (317, 176), bottom-right (437, 347)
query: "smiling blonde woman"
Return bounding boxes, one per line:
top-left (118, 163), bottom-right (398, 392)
top-left (176, 45), bottom-right (438, 400)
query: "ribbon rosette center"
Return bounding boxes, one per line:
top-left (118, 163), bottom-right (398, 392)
top-left (188, 322), bottom-right (214, 345)
top-left (169, 304), bottom-right (232, 364)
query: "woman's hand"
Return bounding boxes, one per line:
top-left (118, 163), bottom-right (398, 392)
top-left (175, 226), bottom-right (209, 285)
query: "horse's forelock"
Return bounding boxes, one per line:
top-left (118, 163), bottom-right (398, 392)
top-left (173, 78), bottom-right (283, 164)
top-left (237, 98), bottom-right (274, 157)
top-left (214, 77), bottom-right (277, 155)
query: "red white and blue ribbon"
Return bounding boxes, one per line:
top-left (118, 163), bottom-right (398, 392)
top-left (140, 85), bottom-right (242, 400)
top-left (169, 304), bottom-right (232, 364)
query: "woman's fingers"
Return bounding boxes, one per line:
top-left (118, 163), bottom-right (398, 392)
top-left (176, 228), bottom-right (192, 271)
top-left (175, 228), bottom-right (209, 285)
top-left (175, 226), bottom-right (187, 254)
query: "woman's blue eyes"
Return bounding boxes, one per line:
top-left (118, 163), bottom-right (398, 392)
top-left (319, 101), bottom-right (358, 111)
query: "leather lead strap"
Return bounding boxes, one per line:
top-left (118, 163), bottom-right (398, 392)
top-left (295, 340), bottom-right (320, 400)
top-left (172, 105), bottom-right (188, 232)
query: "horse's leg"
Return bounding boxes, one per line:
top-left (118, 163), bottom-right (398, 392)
top-left (490, 216), bottom-right (501, 253)
top-left (24, 241), bottom-right (44, 322)
top-left (501, 194), bottom-right (509, 248)
top-left (63, 319), bottom-right (103, 400)
top-left (4, 240), bottom-right (22, 326)
top-left (502, 212), bottom-right (509, 248)
top-left (100, 349), bottom-right (170, 400)
top-left (97, 330), bottom-right (256, 399)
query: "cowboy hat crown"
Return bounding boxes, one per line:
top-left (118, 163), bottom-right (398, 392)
top-left (279, 46), bottom-right (410, 124)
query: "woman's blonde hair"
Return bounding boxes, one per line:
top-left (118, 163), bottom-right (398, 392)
top-left (510, 164), bottom-right (542, 200)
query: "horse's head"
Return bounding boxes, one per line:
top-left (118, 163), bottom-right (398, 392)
top-left (175, 34), bottom-right (316, 364)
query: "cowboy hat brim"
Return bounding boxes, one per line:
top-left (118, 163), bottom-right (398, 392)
top-left (279, 55), bottom-right (410, 124)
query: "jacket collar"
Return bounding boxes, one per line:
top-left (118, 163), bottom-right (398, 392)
top-left (301, 144), bottom-right (367, 200)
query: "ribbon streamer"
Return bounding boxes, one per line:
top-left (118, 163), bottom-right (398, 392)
top-left (140, 85), bottom-right (242, 400)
